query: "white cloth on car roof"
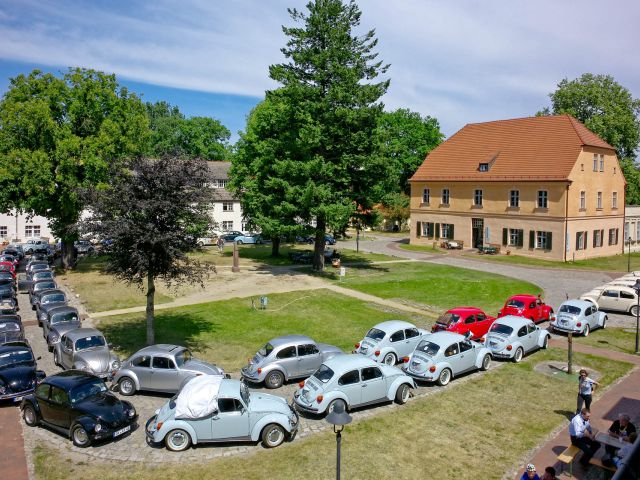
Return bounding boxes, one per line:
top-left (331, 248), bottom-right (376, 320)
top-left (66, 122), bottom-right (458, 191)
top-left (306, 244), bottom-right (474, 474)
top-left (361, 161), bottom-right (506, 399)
top-left (175, 375), bottom-right (222, 419)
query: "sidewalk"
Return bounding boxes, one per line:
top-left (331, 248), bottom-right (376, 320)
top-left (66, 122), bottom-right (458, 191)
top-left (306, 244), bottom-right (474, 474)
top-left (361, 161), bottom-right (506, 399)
top-left (0, 405), bottom-right (29, 480)
top-left (515, 341), bottom-right (640, 479)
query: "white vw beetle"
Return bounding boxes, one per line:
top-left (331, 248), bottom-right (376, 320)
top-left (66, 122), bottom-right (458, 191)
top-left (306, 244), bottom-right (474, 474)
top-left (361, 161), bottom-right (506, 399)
top-left (354, 320), bottom-right (429, 365)
top-left (550, 299), bottom-right (607, 336)
top-left (401, 331), bottom-right (492, 386)
top-left (484, 315), bottom-right (550, 362)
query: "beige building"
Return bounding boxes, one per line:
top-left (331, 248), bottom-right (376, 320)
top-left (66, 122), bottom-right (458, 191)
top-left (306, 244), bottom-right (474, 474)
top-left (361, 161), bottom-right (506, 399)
top-left (409, 115), bottom-right (626, 261)
top-left (624, 205), bottom-right (640, 253)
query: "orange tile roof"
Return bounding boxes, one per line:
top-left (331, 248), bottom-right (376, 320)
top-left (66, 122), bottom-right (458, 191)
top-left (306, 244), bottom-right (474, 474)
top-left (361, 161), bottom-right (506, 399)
top-left (410, 115), bottom-right (615, 182)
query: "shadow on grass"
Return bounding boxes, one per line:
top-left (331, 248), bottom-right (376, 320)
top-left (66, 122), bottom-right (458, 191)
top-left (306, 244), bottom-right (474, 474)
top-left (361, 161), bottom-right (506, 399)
top-left (554, 409), bottom-right (576, 421)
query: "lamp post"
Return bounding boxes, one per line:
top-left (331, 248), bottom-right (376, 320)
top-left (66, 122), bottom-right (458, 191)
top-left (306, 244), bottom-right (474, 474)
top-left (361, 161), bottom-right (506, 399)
top-left (634, 279), bottom-right (640, 355)
top-left (628, 236), bottom-right (632, 273)
top-left (325, 402), bottom-right (352, 480)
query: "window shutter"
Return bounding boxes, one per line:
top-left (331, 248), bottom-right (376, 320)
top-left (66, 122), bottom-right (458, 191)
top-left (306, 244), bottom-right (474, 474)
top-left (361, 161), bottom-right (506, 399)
top-left (616, 228), bottom-right (619, 244)
top-left (576, 232), bottom-right (580, 250)
top-left (602, 230), bottom-right (605, 246)
top-left (502, 228), bottom-right (507, 246)
top-left (529, 230), bottom-right (534, 248)
top-left (547, 232), bottom-right (552, 250)
top-left (416, 221), bottom-right (422, 238)
top-left (450, 225), bottom-right (455, 239)
top-left (585, 232), bottom-right (588, 248)
top-left (593, 231), bottom-right (596, 248)
top-left (435, 223), bottom-right (440, 238)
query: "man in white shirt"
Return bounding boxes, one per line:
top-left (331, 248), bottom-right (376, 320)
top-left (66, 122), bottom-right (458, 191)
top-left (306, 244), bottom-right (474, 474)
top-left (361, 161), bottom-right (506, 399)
top-left (569, 408), bottom-right (601, 465)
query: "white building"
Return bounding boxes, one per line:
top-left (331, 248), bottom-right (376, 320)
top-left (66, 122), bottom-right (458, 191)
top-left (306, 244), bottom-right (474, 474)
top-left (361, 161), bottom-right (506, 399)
top-left (624, 205), bottom-right (640, 253)
top-left (0, 210), bottom-right (55, 243)
top-left (207, 162), bottom-right (248, 232)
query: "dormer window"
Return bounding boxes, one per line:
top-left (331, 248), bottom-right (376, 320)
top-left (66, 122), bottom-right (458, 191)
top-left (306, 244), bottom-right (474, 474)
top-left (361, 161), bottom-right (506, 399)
top-left (478, 163), bottom-right (489, 172)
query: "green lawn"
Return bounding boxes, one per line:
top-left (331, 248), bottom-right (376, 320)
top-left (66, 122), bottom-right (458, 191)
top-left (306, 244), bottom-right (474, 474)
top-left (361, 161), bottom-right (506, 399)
top-left (397, 243), bottom-right (444, 254)
top-left (567, 327), bottom-right (639, 355)
top-left (33, 348), bottom-right (632, 480)
top-left (332, 262), bottom-right (540, 314)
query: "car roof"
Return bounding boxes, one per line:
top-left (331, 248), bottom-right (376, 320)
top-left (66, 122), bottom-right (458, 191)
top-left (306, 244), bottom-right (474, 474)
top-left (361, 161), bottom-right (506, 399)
top-left (506, 294), bottom-right (538, 301)
top-left (48, 305), bottom-right (78, 316)
top-left (560, 299), bottom-right (592, 309)
top-left (38, 289), bottom-right (65, 296)
top-left (135, 344), bottom-right (183, 355)
top-left (0, 342), bottom-right (32, 354)
top-left (43, 370), bottom-right (100, 389)
top-left (426, 331), bottom-right (467, 343)
top-left (0, 315), bottom-right (21, 323)
top-left (219, 379), bottom-right (242, 397)
top-left (268, 335), bottom-right (315, 347)
top-left (64, 328), bottom-right (103, 339)
top-left (370, 320), bottom-right (417, 332)
top-left (494, 315), bottom-right (532, 327)
top-left (323, 353), bottom-right (378, 371)
top-left (445, 307), bottom-right (483, 315)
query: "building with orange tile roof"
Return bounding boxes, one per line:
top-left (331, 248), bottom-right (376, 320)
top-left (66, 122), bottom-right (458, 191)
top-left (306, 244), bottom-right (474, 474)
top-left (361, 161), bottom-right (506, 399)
top-left (409, 115), bottom-right (626, 260)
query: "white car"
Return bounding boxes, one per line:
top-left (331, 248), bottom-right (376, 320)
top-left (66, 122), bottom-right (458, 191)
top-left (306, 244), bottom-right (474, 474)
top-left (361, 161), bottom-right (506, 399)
top-left (580, 285), bottom-right (640, 316)
top-left (354, 320), bottom-right (429, 365)
top-left (484, 316), bottom-right (550, 362)
top-left (550, 300), bottom-right (606, 336)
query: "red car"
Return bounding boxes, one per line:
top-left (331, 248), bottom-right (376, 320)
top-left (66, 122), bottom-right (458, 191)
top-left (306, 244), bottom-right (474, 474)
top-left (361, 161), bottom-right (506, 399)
top-left (0, 261), bottom-right (16, 278)
top-left (498, 294), bottom-right (553, 324)
top-left (431, 307), bottom-right (496, 340)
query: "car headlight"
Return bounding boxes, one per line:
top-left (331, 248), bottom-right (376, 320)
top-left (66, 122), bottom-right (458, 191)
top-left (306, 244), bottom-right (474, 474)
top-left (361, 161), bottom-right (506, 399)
top-left (128, 407), bottom-right (136, 418)
top-left (39, 312), bottom-right (47, 320)
top-left (81, 365), bottom-right (93, 373)
top-left (111, 360), bottom-right (121, 370)
top-left (49, 332), bottom-right (59, 343)
top-left (94, 423), bottom-right (103, 432)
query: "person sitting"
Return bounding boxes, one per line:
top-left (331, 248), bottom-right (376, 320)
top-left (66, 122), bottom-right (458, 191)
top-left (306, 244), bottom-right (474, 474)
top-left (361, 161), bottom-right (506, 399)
top-left (540, 466), bottom-right (557, 480)
top-left (569, 408), bottom-right (601, 465)
top-left (612, 432), bottom-right (637, 468)
top-left (520, 464), bottom-right (540, 480)
top-left (605, 413), bottom-right (636, 458)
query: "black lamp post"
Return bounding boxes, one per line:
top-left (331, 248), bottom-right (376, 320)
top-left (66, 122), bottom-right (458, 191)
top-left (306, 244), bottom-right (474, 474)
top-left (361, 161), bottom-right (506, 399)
top-left (634, 279), bottom-right (640, 355)
top-left (325, 402), bottom-right (352, 480)
top-left (628, 236), bottom-right (632, 273)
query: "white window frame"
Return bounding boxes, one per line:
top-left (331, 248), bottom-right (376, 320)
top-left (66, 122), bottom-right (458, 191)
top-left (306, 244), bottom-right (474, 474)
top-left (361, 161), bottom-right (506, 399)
top-left (608, 228), bottom-right (618, 246)
top-left (441, 189), bottom-right (450, 205)
top-left (577, 231), bottom-right (586, 250)
top-left (422, 188), bottom-right (430, 204)
top-left (222, 202), bottom-right (234, 212)
top-left (593, 154), bottom-right (598, 172)
top-left (596, 192), bottom-right (602, 209)
top-left (536, 231), bottom-right (549, 249)
top-left (624, 223), bottom-right (630, 243)
top-left (537, 190), bottom-right (548, 209)
top-left (222, 221), bottom-right (234, 231)
top-left (473, 189), bottom-right (483, 206)
top-left (580, 191), bottom-right (586, 210)
top-left (594, 229), bottom-right (603, 248)
top-left (25, 225), bottom-right (41, 238)
top-left (508, 229), bottom-right (521, 246)
top-left (612, 192), bottom-right (618, 209)
top-left (637, 222), bottom-right (640, 242)
top-left (599, 154), bottom-right (604, 172)
top-left (0, 226), bottom-right (7, 239)
top-left (441, 223), bottom-right (453, 239)
top-left (509, 190), bottom-right (519, 207)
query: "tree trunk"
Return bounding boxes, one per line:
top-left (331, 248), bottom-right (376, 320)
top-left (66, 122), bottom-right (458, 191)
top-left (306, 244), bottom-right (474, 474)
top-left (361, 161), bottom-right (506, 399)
top-left (312, 218), bottom-right (326, 271)
top-left (271, 236), bottom-right (281, 257)
top-left (146, 274), bottom-right (155, 345)
top-left (61, 240), bottom-right (77, 270)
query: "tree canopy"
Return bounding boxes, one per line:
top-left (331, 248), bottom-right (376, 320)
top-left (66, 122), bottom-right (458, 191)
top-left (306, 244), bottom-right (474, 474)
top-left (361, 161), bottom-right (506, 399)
top-left (0, 68), bottom-right (149, 266)
top-left (82, 156), bottom-right (214, 345)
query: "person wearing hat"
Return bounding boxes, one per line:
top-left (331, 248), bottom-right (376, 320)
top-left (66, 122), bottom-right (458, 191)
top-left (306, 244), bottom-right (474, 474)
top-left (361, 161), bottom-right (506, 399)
top-left (520, 464), bottom-right (540, 480)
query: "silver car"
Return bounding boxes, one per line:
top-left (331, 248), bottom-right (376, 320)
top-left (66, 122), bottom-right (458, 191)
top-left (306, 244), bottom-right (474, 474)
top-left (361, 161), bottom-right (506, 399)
top-left (354, 320), bottom-right (429, 365)
top-left (146, 378), bottom-right (299, 451)
top-left (112, 344), bottom-right (226, 395)
top-left (401, 331), bottom-right (492, 386)
top-left (293, 354), bottom-right (415, 415)
top-left (241, 335), bottom-right (342, 389)
top-left (484, 315), bottom-right (551, 362)
top-left (550, 299), bottom-right (607, 336)
top-left (53, 328), bottom-right (120, 379)
top-left (43, 305), bottom-right (81, 352)
top-left (580, 285), bottom-right (640, 316)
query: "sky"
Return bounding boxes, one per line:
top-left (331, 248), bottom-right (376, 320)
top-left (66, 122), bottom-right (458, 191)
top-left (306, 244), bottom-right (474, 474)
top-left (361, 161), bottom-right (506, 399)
top-left (0, 0), bottom-right (638, 142)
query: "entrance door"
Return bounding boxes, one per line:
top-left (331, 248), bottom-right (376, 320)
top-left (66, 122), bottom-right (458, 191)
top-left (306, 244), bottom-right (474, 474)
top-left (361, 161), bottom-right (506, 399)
top-left (472, 218), bottom-right (484, 248)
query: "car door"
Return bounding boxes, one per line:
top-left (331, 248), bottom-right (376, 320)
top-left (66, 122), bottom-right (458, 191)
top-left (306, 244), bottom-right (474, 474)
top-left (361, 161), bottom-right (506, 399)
top-left (274, 345), bottom-right (299, 378)
top-left (598, 289), bottom-right (620, 311)
top-left (337, 370), bottom-right (361, 406)
top-left (583, 305), bottom-right (595, 330)
top-left (524, 323), bottom-right (539, 352)
top-left (129, 355), bottom-right (152, 389)
top-left (149, 356), bottom-right (179, 391)
top-left (60, 336), bottom-right (74, 369)
top-left (456, 341), bottom-right (477, 373)
top-left (404, 328), bottom-right (421, 352)
top-left (297, 344), bottom-right (321, 376)
top-left (620, 290), bottom-right (636, 313)
top-left (463, 315), bottom-right (477, 337)
top-left (389, 329), bottom-right (407, 357)
top-left (359, 366), bottom-right (387, 403)
top-left (211, 398), bottom-right (249, 440)
top-left (34, 384), bottom-right (52, 423)
top-left (47, 385), bottom-right (71, 429)
top-left (515, 325), bottom-right (531, 352)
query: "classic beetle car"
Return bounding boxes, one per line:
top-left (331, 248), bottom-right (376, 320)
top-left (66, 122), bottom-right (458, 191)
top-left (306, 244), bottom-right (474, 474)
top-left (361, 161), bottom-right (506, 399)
top-left (484, 315), bottom-right (550, 362)
top-left (580, 285), bottom-right (640, 316)
top-left (498, 294), bottom-right (553, 323)
top-left (431, 307), bottom-right (496, 339)
top-left (33, 288), bottom-right (66, 313)
top-left (43, 306), bottom-right (81, 352)
top-left (113, 344), bottom-right (226, 395)
top-left (0, 315), bottom-right (25, 344)
top-left (21, 371), bottom-right (137, 447)
top-left (401, 331), bottom-right (492, 386)
top-left (0, 341), bottom-right (45, 402)
top-left (354, 320), bottom-right (429, 365)
top-left (53, 328), bottom-right (120, 379)
top-left (241, 335), bottom-right (342, 389)
top-left (146, 377), bottom-right (298, 451)
top-left (28, 280), bottom-right (58, 302)
top-left (550, 299), bottom-right (607, 336)
top-left (293, 354), bottom-right (415, 415)
top-left (233, 234), bottom-right (263, 244)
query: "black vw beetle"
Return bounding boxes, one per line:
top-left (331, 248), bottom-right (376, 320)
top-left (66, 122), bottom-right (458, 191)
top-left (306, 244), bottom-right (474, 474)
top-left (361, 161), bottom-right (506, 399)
top-left (21, 370), bottom-right (138, 447)
top-left (0, 341), bottom-right (45, 403)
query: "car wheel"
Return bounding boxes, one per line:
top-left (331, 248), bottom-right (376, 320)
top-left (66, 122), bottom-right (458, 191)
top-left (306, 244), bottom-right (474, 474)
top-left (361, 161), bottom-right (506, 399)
top-left (237, 240), bottom-right (243, 245)
top-left (265, 371), bottom-right (284, 389)
top-left (513, 347), bottom-right (524, 363)
top-left (197, 241), bottom-right (204, 247)
top-left (165, 429), bottom-right (192, 452)
top-left (118, 377), bottom-right (136, 396)
top-left (602, 316), bottom-right (607, 329)
top-left (547, 309), bottom-right (554, 321)
top-left (541, 335), bottom-right (549, 349)
top-left (395, 384), bottom-right (410, 404)
top-left (480, 354), bottom-right (491, 371)
top-left (72, 425), bottom-right (91, 448)
top-left (261, 423), bottom-right (286, 448)
top-left (327, 399), bottom-right (347, 415)
top-left (436, 368), bottom-right (451, 386)
top-left (630, 305), bottom-right (640, 317)
top-left (23, 405), bottom-right (39, 427)
top-left (53, 350), bottom-right (60, 367)
top-left (583, 324), bottom-right (590, 337)
top-left (383, 352), bottom-right (396, 366)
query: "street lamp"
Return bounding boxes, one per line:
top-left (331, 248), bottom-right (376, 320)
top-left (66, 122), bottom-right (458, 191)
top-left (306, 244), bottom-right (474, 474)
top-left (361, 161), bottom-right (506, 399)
top-left (326, 402), bottom-right (352, 480)
top-left (634, 279), bottom-right (640, 355)
top-left (628, 236), bottom-right (633, 273)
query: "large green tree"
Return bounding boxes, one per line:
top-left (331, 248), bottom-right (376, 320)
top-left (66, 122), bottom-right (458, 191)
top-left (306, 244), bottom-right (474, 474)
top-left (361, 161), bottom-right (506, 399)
top-left (538, 73), bottom-right (640, 203)
top-left (0, 68), bottom-right (149, 267)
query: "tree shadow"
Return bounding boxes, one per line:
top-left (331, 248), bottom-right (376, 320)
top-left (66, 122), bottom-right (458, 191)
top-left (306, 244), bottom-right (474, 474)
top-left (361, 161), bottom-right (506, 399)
top-left (554, 409), bottom-right (576, 421)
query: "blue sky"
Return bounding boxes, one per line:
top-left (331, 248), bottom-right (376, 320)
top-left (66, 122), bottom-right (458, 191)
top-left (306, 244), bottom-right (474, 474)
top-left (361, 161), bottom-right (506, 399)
top-left (1, 0), bottom-right (638, 142)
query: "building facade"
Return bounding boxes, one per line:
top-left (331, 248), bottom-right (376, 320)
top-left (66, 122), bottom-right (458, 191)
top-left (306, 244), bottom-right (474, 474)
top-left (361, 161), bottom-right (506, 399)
top-left (624, 206), bottom-right (640, 253)
top-left (0, 210), bottom-right (55, 243)
top-left (409, 115), bottom-right (626, 261)
top-left (207, 162), bottom-right (248, 232)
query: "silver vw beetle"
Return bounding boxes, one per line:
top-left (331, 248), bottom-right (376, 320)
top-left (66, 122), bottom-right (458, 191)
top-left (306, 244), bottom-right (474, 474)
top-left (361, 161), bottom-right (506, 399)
top-left (43, 305), bottom-right (81, 352)
top-left (241, 335), bottom-right (342, 389)
top-left (112, 344), bottom-right (226, 395)
top-left (354, 320), bottom-right (429, 365)
top-left (146, 378), bottom-right (298, 451)
top-left (550, 299), bottom-right (607, 336)
top-left (401, 331), bottom-right (492, 386)
top-left (53, 328), bottom-right (120, 378)
top-left (484, 315), bottom-right (550, 362)
top-left (293, 354), bottom-right (415, 415)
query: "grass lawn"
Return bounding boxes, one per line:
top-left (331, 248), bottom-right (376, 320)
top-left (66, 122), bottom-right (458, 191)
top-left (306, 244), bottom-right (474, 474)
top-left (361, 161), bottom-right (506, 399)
top-left (33, 348), bottom-right (633, 480)
top-left (563, 327), bottom-right (640, 355)
top-left (330, 262), bottom-right (540, 314)
top-left (463, 250), bottom-right (640, 272)
top-left (97, 289), bottom-right (431, 371)
top-left (397, 243), bottom-right (444, 254)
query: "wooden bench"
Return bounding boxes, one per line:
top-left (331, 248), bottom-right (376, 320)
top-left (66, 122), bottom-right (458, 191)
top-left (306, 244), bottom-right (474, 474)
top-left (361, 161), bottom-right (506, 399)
top-left (557, 445), bottom-right (581, 476)
top-left (589, 457), bottom-right (617, 475)
top-left (478, 244), bottom-right (500, 255)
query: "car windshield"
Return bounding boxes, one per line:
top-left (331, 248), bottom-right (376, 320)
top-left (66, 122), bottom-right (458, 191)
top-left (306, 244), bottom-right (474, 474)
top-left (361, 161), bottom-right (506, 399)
top-left (51, 312), bottom-right (78, 324)
top-left (35, 282), bottom-right (56, 291)
top-left (415, 340), bottom-right (440, 356)
top-left (0, 277), bottom-right (12, 284)
top-left (436, 313), bottom-right (460, 325)
top-left (365, 328), bottom-right (386, 341)
top-left (559, 305), bottom-right (582, 315)
top-left (240, 383), bottom-right (250, 405)
top-left (174, 349), bottom-right (192, 367)
top-left (312, 364), bottom-right (334, 383)
top-left (0, 349), bottom-right (33, 368)
top-left (33, 272), bottom-right (53, 280)
top-left (31, 264), bottom-right (49, 272)
top-left (490, 323), bottom-right (513, 335)
top-left (257, 343), bottom-right (274, 357)
top-left (75, 335), bottom-right (106, 351)
top-left (506, 299), bottom-right (525, 309)
top-left (0, 322), bottom-right (20, 332)
top-left (42, 294), bottom-right (65, 304)
top-left (69, 380), bottom-right (108, 403)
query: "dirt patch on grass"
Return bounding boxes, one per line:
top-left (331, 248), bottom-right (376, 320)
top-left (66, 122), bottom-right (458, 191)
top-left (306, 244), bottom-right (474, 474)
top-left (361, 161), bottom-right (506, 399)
top-left (534, 360), bottom-right (602, 383)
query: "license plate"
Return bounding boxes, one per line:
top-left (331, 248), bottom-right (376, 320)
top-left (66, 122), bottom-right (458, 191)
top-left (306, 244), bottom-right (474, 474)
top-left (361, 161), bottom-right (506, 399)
top-left (490, 342), bottom-right (497, 347)
top-left (13, 396), bottom-right (23, 403)
top-left (113, 425), bottom-right (131, 437)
